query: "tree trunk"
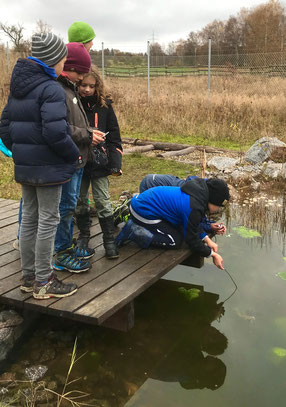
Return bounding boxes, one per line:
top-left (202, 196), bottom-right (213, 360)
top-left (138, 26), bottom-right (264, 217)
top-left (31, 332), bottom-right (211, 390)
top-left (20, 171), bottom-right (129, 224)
top-left (157, 146), bottom-right (196, 158)
top-left (124, 145), bottom-right (154, 154)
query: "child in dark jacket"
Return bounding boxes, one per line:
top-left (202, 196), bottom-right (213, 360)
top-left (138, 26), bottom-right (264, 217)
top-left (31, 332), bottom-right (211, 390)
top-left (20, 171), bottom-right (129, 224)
top-left (0, 33), bottom-right (79, 299)
top-left (75, 66), bottom-right (123, 259)
top-left (53, 43), bottom-right (96, 273)
top-left (115, 177), bottom-right (230, 270)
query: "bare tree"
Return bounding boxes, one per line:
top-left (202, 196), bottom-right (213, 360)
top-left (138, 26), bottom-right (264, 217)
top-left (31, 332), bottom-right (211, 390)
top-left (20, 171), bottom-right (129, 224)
top-left (35, 20), bottom-right (52, 34)
top-left (0, 22), bottom-right (28, 51)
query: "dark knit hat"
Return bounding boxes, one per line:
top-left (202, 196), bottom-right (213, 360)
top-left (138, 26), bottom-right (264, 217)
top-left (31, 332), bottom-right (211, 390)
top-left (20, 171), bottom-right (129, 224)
top-left (68, 22), bottom-right (96, 44)
top-left (64, 43), bottom-right (91, 73)
top-left (206, 178), bottom-right (230, 207)
top-left (31, 33), bottom-right (67, 67)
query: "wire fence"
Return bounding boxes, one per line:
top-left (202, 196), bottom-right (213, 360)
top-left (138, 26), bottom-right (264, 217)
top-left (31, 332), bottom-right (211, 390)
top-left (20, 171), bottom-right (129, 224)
top-left (1, 42), bottom-right (286, 104)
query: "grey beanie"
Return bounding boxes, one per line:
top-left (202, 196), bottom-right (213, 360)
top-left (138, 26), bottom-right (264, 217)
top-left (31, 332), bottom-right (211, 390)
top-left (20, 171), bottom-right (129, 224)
top-left (31, 33), bottom-right (67, 67)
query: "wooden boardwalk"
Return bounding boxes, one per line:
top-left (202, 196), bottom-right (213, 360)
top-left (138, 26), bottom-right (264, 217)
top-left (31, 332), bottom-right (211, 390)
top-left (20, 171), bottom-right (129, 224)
top-left (0, 198), bottom-right (203, 330)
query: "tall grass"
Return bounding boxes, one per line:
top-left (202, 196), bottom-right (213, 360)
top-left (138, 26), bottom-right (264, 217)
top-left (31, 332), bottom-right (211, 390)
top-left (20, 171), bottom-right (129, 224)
top-left (107, 75), bottom-right (286, 148)
top-left (1, 49), bottom-right (286, 148)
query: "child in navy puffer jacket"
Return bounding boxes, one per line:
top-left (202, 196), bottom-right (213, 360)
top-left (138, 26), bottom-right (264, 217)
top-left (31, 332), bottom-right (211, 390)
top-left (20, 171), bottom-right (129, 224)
top-left (0, 33), bottom-right (79, 300)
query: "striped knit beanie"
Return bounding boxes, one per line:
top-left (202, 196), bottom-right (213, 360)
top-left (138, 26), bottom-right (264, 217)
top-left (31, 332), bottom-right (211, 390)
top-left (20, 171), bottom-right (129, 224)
top-left (31, 33), bottom-right (67, 67)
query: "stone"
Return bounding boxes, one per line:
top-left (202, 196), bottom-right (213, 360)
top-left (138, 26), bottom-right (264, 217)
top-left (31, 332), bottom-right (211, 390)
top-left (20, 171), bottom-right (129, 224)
top-left (245, 137), bottom-right (286, 164)
top-left (208, 156), bottom-right (239, 171)
top-left (264, 162), bottom-right (286, 178)
top-left (0, 310), bottom-right (24, 362)
top-left (25, 365), bottom-right (48, 382)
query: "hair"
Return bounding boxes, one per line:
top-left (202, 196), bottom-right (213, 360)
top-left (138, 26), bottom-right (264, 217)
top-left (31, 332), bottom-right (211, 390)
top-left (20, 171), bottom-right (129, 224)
top-left (81, 65), bottom-right (112, 108)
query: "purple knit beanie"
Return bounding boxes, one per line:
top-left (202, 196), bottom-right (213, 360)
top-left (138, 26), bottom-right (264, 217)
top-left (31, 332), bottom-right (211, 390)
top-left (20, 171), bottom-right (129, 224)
top-left (64, 42), bottom-right (91, 73)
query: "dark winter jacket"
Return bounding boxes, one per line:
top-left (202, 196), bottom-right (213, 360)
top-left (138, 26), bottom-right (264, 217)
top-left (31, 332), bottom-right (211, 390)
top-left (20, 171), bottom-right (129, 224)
top-left (0, 58), bottom-right (79, 186)
top-left (81, 95), bottom-right (122, 178)
top-left (130, 177), bottom-right (212, 257)
top-left (57, 75), bottom-right (93, 168)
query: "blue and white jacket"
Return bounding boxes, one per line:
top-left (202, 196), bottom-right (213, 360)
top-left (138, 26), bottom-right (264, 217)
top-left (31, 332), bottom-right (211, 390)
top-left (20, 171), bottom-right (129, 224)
top-left (130, 177), bottom-right (212, 257)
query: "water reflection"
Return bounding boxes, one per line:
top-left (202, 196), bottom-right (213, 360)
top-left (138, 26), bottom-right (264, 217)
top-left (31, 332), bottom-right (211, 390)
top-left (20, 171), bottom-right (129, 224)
top-left (123, 280), bottom-right (228, 392)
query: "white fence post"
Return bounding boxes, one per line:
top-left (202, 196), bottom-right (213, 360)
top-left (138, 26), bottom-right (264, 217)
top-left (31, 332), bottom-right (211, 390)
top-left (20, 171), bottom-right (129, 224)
top-left (208, 38), bottom-right (212, 103)
top-left (147, 41), bottom-right (150, 101)
top-left (102, 42), bottom-right (105, 80)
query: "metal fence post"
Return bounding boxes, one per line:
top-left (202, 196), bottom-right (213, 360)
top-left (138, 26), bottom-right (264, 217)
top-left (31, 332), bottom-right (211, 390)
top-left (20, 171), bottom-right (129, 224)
top-left (147, 41), bottom-right (150, 101)
top-left (6, 42), bottom-right (10, 72)
top-left (102, 42), bottom-right (105, 80)
top-left (208, 38), bottom-right (212, 103)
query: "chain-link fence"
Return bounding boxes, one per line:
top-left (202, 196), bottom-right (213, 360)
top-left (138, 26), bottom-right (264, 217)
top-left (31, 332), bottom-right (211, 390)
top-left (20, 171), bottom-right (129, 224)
top-left (91, 50), bottom-right (286, 78)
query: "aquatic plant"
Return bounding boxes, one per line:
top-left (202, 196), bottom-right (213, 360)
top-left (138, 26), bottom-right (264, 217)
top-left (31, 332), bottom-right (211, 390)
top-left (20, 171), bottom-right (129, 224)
top-left (272, 347), bottom-right (286, 357)
top-left (178, 287), bottom-right (201, 301)
top-left (233, 226), bottom-right (262, 238)
top-left (277, 272), bottom-right (286, 281)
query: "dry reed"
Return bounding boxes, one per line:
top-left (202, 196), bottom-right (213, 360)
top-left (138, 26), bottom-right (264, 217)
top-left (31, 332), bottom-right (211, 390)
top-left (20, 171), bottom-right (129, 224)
top-left (1, 49), bottom-right (286, 148)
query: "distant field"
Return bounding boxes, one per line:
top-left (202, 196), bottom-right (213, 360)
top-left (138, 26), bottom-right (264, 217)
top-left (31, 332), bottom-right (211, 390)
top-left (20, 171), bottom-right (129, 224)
top-left (1, 50), bottom-right (286, 149)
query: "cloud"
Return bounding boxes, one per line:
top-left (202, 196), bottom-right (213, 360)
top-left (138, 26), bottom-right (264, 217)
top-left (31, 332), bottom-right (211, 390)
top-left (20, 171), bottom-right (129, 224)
top-left (0, 0), bottom-right (264, 51)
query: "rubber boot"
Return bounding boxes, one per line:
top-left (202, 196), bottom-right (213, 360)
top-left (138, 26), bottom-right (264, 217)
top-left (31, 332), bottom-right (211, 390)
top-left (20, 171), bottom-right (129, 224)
top-left (76, 212), bottom-right (91, 241)
top-left (99, 216), bottom-right (119, 259)
top-left (115, 219), bottom-right (154, 249)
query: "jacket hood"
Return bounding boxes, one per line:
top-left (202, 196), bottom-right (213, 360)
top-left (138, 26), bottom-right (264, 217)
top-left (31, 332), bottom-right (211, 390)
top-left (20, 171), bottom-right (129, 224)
top-left (80, 95), bottom-right (112, 110)
top-left (180, 177), bottom-right (209, 211)
top-left (10, 58), bottom-right (53, 98)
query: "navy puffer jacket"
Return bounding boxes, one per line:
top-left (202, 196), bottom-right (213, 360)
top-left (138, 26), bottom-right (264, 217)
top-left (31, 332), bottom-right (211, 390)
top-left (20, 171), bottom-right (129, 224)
top-left (0, 58), bottom-right (79, 185)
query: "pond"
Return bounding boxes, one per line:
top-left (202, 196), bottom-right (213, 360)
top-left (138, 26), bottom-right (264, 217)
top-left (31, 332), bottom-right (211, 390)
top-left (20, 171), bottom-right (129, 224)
top-left (1, 192), bottom-right (286, 407)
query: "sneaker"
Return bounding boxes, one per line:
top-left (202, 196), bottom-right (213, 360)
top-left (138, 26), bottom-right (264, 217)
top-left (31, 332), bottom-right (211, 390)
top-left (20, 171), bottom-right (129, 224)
top-left (13, 239), bottom-right (19, 251)
top-left (33, 274), bottom-right (77, 299)
top-left (53, 251), bottom-right (91, 273)
top-left (73, 242), bottom-right (95, 260)
top-left (20, 275), bottom-right (35, 293)
top-left (113, 198), bottom-right (131, 227)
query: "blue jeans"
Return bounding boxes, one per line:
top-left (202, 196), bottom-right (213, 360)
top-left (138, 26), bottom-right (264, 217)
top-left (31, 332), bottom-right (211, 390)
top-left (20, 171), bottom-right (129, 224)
top-left (54, 168), bottom-right (84, 253)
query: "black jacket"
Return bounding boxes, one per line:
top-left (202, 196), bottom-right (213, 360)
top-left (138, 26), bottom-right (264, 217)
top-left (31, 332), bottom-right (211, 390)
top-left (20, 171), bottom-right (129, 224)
top-left (0, 59), bottom-right (79, 186)
top-left (81, 95), bottom-right (122, 178)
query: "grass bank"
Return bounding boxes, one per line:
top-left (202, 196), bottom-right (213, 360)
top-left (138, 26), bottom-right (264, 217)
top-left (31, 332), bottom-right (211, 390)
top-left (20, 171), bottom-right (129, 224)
top-left (0, 154), bottom-right (198, 201)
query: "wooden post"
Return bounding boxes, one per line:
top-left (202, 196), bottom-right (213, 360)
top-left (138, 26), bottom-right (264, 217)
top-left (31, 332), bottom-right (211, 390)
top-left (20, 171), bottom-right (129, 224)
top-left (100, 301), bottom-right (134, 332)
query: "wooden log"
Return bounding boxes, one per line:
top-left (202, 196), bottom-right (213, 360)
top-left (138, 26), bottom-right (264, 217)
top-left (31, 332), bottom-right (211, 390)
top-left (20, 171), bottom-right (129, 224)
top-left (122, 137), bottom-right (237, 153)
top-left (124, 145), bottom-right (154, 154)
top-left (157, 146), bottom-right (196, 158)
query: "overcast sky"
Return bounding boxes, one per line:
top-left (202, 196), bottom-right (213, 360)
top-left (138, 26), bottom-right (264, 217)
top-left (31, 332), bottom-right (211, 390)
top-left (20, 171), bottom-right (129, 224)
top-left (0, 0), bottom-right (274, 52)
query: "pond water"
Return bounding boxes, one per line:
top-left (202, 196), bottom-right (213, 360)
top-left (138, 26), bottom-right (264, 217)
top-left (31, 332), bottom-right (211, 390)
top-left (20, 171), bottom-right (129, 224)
top-left (1, 193), bottom-right (286, 407)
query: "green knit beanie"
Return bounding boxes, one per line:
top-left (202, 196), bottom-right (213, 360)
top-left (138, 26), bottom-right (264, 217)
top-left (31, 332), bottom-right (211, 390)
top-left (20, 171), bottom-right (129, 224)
top-left (68, 22), bottom-right (96, 44)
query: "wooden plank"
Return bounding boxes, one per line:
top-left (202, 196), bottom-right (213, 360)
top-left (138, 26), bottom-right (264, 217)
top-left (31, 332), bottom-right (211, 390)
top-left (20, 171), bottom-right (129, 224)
top-left (0, 202), bottom-right (19, 214)
top-left (0, 241), bottom-right (15, 256)
top-left (0, 259), bottom-right (22, 279)
top-left (0, 249), bottom-right (20, 267)
top-left (47, 245), bottom-right (142, 313)
top-left (78, 248), bottom-right (191, 324)
top-left (0, 213), bottom-right (18, 228)
top-left (0, 223), bottom-right (18, 245)
top-left (0, 200), bottom-right (19, 209)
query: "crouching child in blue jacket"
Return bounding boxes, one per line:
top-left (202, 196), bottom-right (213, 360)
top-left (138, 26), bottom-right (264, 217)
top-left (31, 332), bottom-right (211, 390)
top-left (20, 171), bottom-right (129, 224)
top-left (0, 33), bottom-right (80, 299)
top-left (115, 177), bottom-right (230, 270)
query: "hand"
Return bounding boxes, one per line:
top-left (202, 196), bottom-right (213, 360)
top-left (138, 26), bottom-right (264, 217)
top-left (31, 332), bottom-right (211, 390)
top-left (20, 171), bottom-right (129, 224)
top-left (92, 129), bottom-right (106, 146)
top-left (211, 223), bottom-right (226, 235)
top-left (204, 236), bottom-right (218, 252)
top-left (209, 241), bottom-right (218, 253)
top-left (212, 252), bottom-right (224, 270)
